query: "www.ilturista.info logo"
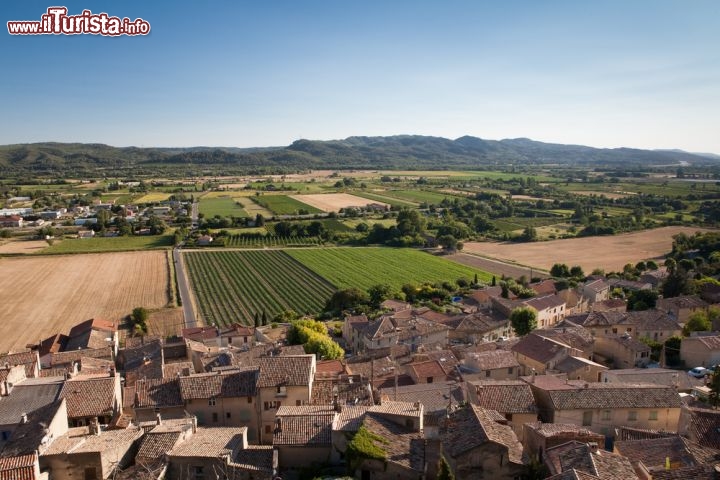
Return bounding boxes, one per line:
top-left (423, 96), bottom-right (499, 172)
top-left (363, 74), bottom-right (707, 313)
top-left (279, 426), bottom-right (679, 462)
top-left (7, 7), bottom-right (150, 36)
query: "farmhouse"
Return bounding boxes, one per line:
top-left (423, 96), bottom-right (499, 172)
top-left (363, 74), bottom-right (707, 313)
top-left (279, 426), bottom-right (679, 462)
top-left (0, 215), bottom-right (23, 228)
top-left (680, 334), bottom-right (720, 368)
top-left (656, 295), bottom-right (709, 323)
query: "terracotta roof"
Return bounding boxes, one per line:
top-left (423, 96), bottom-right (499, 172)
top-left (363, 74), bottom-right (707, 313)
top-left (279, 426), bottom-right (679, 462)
top-left (525, 294), bottom-right (566, 312)
top-left (512, 334), bottom-right (572, 363)
top-left (407, 360), bottom-right (448, 380)
top-left (0, 453), bottom-right (36, 480)
top-left (49, 346), bottom-right (113, 367)
top-left (168, 427), bottom-right (246, 458)
top-left (79, 356), bottom-right (115, 375)
top-left (554, 356), bottom-right (606, 373)
top-left (273, 406), bottom-right (335, 446)
top-left (369, 400), bottom-right (423, 418)
top-left (179, 368), bottom-right (258, 399)
top-left (543, 383), bottom-right (682, 410)
top-left (0, 351), bottom-right (38, 373)
top-left (471, 380), bottom-right (537, 414)
top-left (181, 326), bottom-right (218, 341)
top-left (536, 327), bottom-right (594, 350)
top-left (59, 376), bottom-right (117, 419)
top-left (603, 334), bottom-right (651, 352)
top-left (42, 427), bottom-right (142, 455)
top-left (604, 368), bottom-right (702, 390)
top-left (551, 441), bottom-right (638, 480)
top-left (584, 279), bottom-right (609, 293)
top-left (163, 361), bottom-right (193, 378)
top-left (525, 422), bottom-right (598, 439)
top-left (136, 431), bottom-right (182, 462)
top-left (442, 405), bottom-right (525, 465)
top-left (257, 355), bottom-right (314, 388)
top-left (230, 445), bottom-right (275, 474)
top-left (532, 279), bottom-right (558, 296)
top-left (380, 299), bottom-right (411, 312)
top-left (133, 378), bottom-right (183, 408)
top-left (686, 407), bottom-right (720, 449)
top-left (38, 334), bottom-right (68, 357)
top-left (315, 359), bottom-right (346, 379)
top-left (614, 435), bottom-right (720, 472)
top-left (311, 377), bottom-right (373, 406)
top-left (218, 323), bottom-right (255, 338)
top-left (689, 335), bottom-right (720, 351)
top-left (567, 310), bottom-right (680, 332)
top-left (660, 295), bottom-right (709, 310)
top-left (466, 349), bottom-right (520, 371)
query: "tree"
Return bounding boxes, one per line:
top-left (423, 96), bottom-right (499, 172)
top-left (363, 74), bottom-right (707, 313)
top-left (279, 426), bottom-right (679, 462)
top-left (709, 370), bottom-right (720, 408)
top-left (627, 289), bottom-right (658, 311)
top-left (683, 311), bottom-right (712, 336)
top-left (130, 307), bottom-right (149, 335)
top-left (521, 226), bottom-right (537, 242)
top-left (368, 284), bottom-right (394, 308)
top-left (550, 264), bottom-right (570, 278)
top-left (254, 213), bottom-right (265, 227)
top-left (510, 306), bottom-right (537, 336)
top-left (438, 456), bottom-right (455, 480)
top-left (569, 265), bottom-right (584, 279)
top-left (325, 288), bottom-right (370, 314)
top-left (437, 234), bottom-right (458, 252)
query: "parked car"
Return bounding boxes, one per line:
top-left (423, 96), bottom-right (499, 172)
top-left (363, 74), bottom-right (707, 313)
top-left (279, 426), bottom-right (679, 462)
top-left (688, 367), bottom-right (709, 378)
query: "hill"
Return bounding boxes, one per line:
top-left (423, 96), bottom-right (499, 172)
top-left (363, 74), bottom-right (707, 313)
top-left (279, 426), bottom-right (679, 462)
top-left (0, 135), bottom-right (716, 177)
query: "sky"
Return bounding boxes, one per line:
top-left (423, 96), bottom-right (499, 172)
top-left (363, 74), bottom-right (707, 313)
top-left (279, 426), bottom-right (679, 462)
top-left (1, 1), bottom-right (719, 153)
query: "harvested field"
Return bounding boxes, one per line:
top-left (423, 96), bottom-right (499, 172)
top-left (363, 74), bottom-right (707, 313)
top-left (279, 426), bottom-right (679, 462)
top-left (0, 251), bottom-right (170, 354)
top-left (288, 193), bottom-right (389, 212)
top-left (0, 240), bottom-right (49, 254)
top-left (147, 307), bottom-right (185, 338)
top-left (463, 227), bottom-right (714, 273)
top-left (447, 253), bottom-right (547, 280)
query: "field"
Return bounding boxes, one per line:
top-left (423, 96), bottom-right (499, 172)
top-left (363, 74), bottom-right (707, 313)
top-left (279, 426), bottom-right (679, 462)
top-left (252, 195), bottom-right (324, 215)
top-left (136, 192), bottom-right (172, 203)
top-left (221, 234), bottom-right (322, 248)
top-left (0, 251), bottom-right (171, 353)
top-left (380, 189), bottom-right (459, 204)
top-left (42, 235), bottom-right (174, 254)
top-left (0, 240), bottom-right (50, 254)
top-left (183, 250), bottom-right (336, 326)
top-left (199, 196), bottom-right (248, 217)
top-left (463, 226), bottom-right (715, 273)
top-left (147, 307), bottom-right (185, 338)
top-left (352, 191), bottom-right (417, 207)
top-left (289, 193), bottom-right (389, 212)
top-left (288, 247), bottom-right (493, 290)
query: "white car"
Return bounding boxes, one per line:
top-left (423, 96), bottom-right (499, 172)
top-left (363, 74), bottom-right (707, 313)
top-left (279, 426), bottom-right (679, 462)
top-left (688, 367), bottom-right (709, 378)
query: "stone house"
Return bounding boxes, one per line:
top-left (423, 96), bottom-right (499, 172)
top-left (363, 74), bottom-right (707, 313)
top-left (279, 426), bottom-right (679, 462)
top-left (59, 373), bottom-right (122, 427)
top-left (522, 422), bottom-right (605, 462)
top-left (124, 377), bottom-right (186, 422)
top-left (656, 295), bottom-right (709, 323)
top-left (583, 279), bottom-right (611, 304)
top-left (459, 350), bottom-right (521, 381)
top-left (511, 334), bottom-right (579, 375)
top-left (680, 334), bottom-right (720, 368)
top-left (467, 380), bottom-right (538, 441)
top-left (553, 356), bottom-right (608, 383)
top-left (593, 334), bottom-right (652, 369)
top-left (272, 405), bottom-right (336, 467)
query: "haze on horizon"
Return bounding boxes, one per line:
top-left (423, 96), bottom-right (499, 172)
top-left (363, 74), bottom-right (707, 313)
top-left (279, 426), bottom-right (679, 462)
top-left (1, 1), bottom-right (719, 155)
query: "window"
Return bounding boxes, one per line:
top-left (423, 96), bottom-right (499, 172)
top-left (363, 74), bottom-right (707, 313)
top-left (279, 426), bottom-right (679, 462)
top-left (247, 396), bottom-right (253, 404)
top-left (508, 367), bottom-right (514, 374)
top-left (228, 337), bottom-right (232, 344)
top-left (485, 370), bottom-right (491, 378)
top-left (276, 385), bottom-right (287, 396)
top-left (649, 411), bottom-right (658, 421)
top-left (226, 412), bottom-right (231, 419)
top-left (84, 467), bottom-right (98, 480)
top-left (264, 401), bottom-right (281, 411)
top-left (601, 410), bottom-right (611, 420)
top-left (582, 411), bottom-right (592, 426)
top-left (194, 466), bottom-right (205, 480)
top-left (612, 328), bottom-right (618, 334)
top-left (208, 397), bottom-right (216, 406)
top-left (212, 412), bottom-right (218, 422)
top-left (426, 377), bottom-right (433, 383)
top-left (265, 425), bottom-right (271, 434)
top-left (628, 411), bottom-right (638, 421)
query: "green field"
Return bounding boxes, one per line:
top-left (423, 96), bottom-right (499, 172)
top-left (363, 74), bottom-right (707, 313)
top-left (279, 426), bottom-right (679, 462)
top-left (184, 250), bottom-right (335, 326)
top-left (199, 196), bottom-right (249, 217)
top-left (352, 191), bottom-right (417, 208)
top-left (222, 234), bottom-right (322, 248)
top-left (381, 189), bottom-right (459, 204)
top-left (288, 247), bottom-right (493, 290)
top-left (42, 235), bottom-right (174, 254)
top-left (252, 195), bottom-right (323, 215)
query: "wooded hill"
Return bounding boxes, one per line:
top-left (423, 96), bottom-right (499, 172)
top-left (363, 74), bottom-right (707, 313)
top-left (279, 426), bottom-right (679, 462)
top-left (0, 135), bottom-right (715, 177)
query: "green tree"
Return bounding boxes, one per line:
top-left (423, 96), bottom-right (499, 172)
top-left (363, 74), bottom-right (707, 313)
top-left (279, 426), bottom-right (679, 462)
top-left (510, 306), bottom-right (538, 336)
top-left (627, 290), bottom-right (658, 311)
top-left (683, 311), bottom-right (712, 336)
top-left (664, 336), bottom-right (682, 366)
top-left (325, 288), bottom-right (370, 313)
top-left (438, 456), bottom-right (455, 480)
top-left (304, 334), bottom-right (344, 360)
top-left (368, 284), bottom-right (394, 308)
top-left (569, 265), bottom-right (585, 279)
top-left (254, 213), bottom-right (265, 227)
top-left (550, 264), bottom-right (570, 278)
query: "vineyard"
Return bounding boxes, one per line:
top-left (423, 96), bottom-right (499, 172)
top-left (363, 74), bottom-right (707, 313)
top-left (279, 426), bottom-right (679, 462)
top-left (251, 195), bottom-right (323, 215)
top-left (221, 234), bottom-right (322, 248)
top-left (183, 250), bottom-right (335, 326)
top-left (288, 247), bottom-right (493, 290)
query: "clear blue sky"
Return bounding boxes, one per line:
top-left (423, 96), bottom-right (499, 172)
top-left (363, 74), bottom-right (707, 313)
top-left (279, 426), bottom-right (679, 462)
top-left (2, 1), bottom-right (719, 153)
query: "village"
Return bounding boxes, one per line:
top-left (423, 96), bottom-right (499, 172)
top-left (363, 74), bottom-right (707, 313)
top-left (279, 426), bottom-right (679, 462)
top-left (1, 267), bottom-right (720, 480)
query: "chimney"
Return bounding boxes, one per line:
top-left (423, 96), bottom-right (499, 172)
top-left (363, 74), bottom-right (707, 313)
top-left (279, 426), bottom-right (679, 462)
top-left (20, 413), bottom-right (28, 424)
top-left (156, 413), bottom-right (162, 426)
top-left (587, 442), bottom-right (598, 454)
top-left (89, 418), bottom-right (100, 436)
top-left (191, 416), bottom-right (197, 433)
top-left (275, 418), bottom-right (282, 432)
top-left (414, 401), bottom-right (421, 410)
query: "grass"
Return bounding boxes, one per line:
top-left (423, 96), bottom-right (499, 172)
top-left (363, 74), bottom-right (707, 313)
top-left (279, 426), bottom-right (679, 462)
top-left (41, 235), bottom-right (174, 254)
top-left (382, 189), bottom-right (460, 204)
top-left (288, 247), bottom-right (493, 290)
top-left (199, 196), bottom-right (249, 217)
top-left (251, 195), bottom-right (323, 215)
top-left (351, 191), bottom-right (417, 208)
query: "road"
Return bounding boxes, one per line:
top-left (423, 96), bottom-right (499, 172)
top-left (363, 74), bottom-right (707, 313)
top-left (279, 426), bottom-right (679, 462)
top-left (173, 246), bottom-right (197, 328)
top-left (190, 201), bottom-right (199, 228)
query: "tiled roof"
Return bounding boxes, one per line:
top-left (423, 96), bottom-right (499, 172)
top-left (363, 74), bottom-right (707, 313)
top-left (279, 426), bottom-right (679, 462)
top-left (544, 383), bottom-right (682, 410)
top-left (179, 368), bottom-right (258, 399)
top-left (651, 463), bottom-right (720, 480)
top-left (379, 381), bottom-right (465, 415)
top-left (218, 323), bottom-right (255, 338)
top-left (273, 407), bottom-right (335, 446)
top-left (660, 295), bottom-right (709, 310)
top-left (567, 310), bottom-right (680, 332)
top-left (362, 414), bottom-right (425, 472)
top-left (407, 360), bottom-right (448, 380)
top-left (79, 356), bottom-right (115, 375)
top-left (524, 294), bottom-right (566, 312)
top-left (230, 445), bottom-right (275, 474)
top-left (311, 377), bottom-right (373, 406)
top-left (690, 335), bottom-right (720, 351)
top-left (49, 346), bottom-right (113, 367)
top-left (0, 352), bottom-right (38, 370)
top-left (471, 380), bottom-right (537, 414)
top-left (133, 378), bottom-right (183, 408)
top-left (546, 441), bottom-right (638, 480)
top-left (181, 326), bottom-right (218, 341)
top-left (68, 318), bottom-right (117, 336)
top-left (614, 435), bottom-right (720, 471)
top-left (120, 338), bottom-right (162, 370)
top-left (532, 279), bottom-right (558, 296)
top-left (42, 427), bottom-right (142, 455)
top-left (0, 378), bottom-right (63, 425)
top-left (257, 355), bottom-right (314, 388)
top-left (525, 422), bottom-right (597, 439)
top-left (603, 368), bottom-right (702, 390)
top-left (380, 300), bottom-right (411, 312)
top-left (536, 327), bottom-right (594, 350)
top-left (136, 431), bottom-right (182, 461)
top-left (1, 401), bottom-right (66, 457)
top-left (335, 406), bottom-right (369, 432)
top-left (59, 376), bottom-right (117, 418)
top-left (163, 361), bottom-right (193, 378)
top-left (38, 333), bottom-right (68, 357)
top-left (369, 400), bottom-right (423, 419)
top-left (168, 427), bottom-right (246, 458)
top-left (584, 279), bottom-right (609, 293)
top-left (686, 407), bottom-right (720, 449)
top-left (315, 359), bottom-right (346, 379)
top-left (0, 453), bottom-right (36, 480)
top-left (554, 356), bottom-right (606, 373)
top-left (466, 349), bottom-right (520, 370)
top-left (512, 334), bottom-right (572, 363)
top-left (442, 405), bottom-right (525, 465)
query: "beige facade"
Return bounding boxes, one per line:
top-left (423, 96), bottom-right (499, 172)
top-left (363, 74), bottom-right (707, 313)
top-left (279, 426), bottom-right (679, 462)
top-left (680, 335), bottom-right (720, 368)
top-left (550, 406), bottom-right (680, 438)
top-left (593, 336), bottom-right (651, 369)
top-left (185, 396), bottom-right (259, 442)
top-left (259, 385), bottom-right (311, 444)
